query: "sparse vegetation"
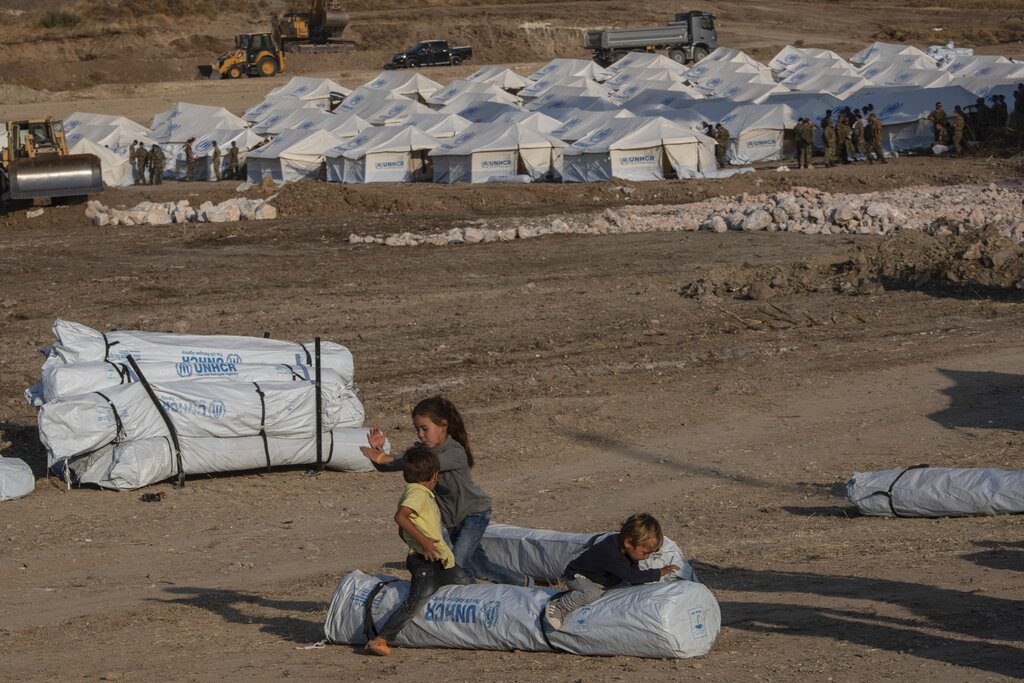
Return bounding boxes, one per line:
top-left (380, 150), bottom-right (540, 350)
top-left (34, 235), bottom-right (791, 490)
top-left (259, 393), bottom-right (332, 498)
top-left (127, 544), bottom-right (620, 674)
top-left (38, 10), bottom-right (81, 29)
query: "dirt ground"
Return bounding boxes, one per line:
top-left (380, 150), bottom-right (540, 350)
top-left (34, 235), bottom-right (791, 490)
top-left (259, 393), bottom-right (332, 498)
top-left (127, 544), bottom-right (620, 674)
top-left (2, 0), bottom-right (1024, 680)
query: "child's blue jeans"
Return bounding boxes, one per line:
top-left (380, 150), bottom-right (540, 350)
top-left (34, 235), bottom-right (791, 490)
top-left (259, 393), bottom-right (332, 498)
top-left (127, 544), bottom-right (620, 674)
top-left (448, 508), bottom-right (527, 586)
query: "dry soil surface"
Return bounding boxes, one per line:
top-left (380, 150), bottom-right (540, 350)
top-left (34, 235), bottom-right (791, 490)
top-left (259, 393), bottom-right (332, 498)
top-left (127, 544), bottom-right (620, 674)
top-left (2, 1), bottom-right (1024, 680)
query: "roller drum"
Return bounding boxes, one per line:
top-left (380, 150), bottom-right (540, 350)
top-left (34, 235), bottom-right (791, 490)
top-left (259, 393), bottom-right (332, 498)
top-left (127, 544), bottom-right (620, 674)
top-left (7, 154), bottom-right (103, 200)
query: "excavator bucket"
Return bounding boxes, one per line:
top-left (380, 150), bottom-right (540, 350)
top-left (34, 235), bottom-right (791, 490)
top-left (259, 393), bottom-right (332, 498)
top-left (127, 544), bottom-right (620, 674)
top-left (197, 63), bottom-right (218, 79)
top-left (5, 154), bottom-right (104, 200)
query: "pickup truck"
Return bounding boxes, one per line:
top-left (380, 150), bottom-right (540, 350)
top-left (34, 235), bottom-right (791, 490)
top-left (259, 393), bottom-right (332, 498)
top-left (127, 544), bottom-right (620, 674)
top-left (385, 40), bottom-right (472, 69)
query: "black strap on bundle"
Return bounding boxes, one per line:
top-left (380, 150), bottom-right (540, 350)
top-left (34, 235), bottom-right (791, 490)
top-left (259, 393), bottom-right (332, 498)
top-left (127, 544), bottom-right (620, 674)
top-left (101, 333), bottom-right (120, 362)
top-left (324, 430), bottom-right (335, 467)
top-left (280, 363), bottom-right (309, 381)
top-left (105, 361), bottom-right (132, 385)
top-left (126, 355), bottom-right (185, 489)
top-left (263, 331), bottom-right (271, 339)
top-left (362, 579), bottom-right (399, 642)
top-left (868, 463), bottom-right (930, 517)
top-left (297, 342), bottom-right (312, 366)
top-left (95, 391), bottom-right (126, 440)
top-left (253, 382), bottom-right (272, 472)
top-left (314, 337), bottom-right (323, 472)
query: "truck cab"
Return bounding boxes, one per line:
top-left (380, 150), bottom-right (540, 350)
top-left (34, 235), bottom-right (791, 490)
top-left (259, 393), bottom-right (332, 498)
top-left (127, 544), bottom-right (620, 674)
top-left (671, 11), bottom-right (717, 59)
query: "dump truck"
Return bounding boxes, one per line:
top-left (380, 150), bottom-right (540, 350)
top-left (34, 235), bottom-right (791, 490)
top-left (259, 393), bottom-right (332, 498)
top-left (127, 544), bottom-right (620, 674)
top-left (1, 118), bottom-right (103, 205)
top-left (202, 30), bottom-right (286, 79)
top-left (273, 0), bottom-right (354, 52)
top-left (384, 40), bottom-right (472, 69)
top-left (584, 11), bottom-right (717, 66)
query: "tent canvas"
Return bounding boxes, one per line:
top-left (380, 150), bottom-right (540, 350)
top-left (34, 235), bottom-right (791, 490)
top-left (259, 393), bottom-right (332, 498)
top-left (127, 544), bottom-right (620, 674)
top-left (840, 84), bottom-right (978, 151)
top-left (550, 108), bottom-right (636, 142)
top-left (266, 76), bottom-right (352, 109)
top-left (604, 66), bottom-right (687, 91)
top-left (605, 52), bottom-right (690, 75)
top-left (527, 58), bottom-right (611, 82)
top-left (491, 111), bottom-right (563, 134)
top-left (429, 122), bottom-right (566, 184)
top-left (519, 76), bottom-right (612, 100)
top-left (426, 79), bottom-right (522, 108)
top-left (465, 65), bottom-right (535, 92)
top-left (68, 138), bottom-right (133, 187)
top-left (245, 128), bottom-right (347, 183)
top-left (563, 116), bottom-right (716, 182)
top-left (781, 69), bottom-right (867, 97)
top-left (150, 102), bottom-right (247, 143)
top-left (528, 94), bottom-right (623, 115)
top-left (362, 71), bottom-right (443, 103)
top-left (768, 45), bottom-right (843, 72)
top-left (851, 42), bottom-right (935, 67)
top-left (446, 101), bottom-right (523, 123)
top-left (396, 113), bottom-right (472, 138)
top-left (337, 87), bottom-right (416, 119)
top-left (358, 99), bottom-right (432, 126)
top-left (325, 125), bottom-right (440, 183)
top-left (251, 107), bottom-right (334, 137)
top-left (185, 128), bottom-right (265, 181)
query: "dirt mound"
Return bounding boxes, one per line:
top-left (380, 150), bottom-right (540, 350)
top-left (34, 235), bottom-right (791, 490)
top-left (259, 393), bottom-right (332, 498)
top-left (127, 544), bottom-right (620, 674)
top-left (681, 226), bottom-right (1024, 300)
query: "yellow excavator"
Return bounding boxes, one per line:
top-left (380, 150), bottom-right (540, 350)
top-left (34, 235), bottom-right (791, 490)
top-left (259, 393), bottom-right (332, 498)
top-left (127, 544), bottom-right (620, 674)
top-left (273, 0), bottom-right (352, 53)
top-left (203, 28), bottom-right (286, 79)
top-left (1, 118), bottom-right (103, 205)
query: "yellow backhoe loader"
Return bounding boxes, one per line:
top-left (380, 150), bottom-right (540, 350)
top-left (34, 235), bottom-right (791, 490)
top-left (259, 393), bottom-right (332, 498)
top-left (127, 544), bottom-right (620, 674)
top-left (202, 29), bottom-right (285, 80)
top-left (1, 118), bottom-right (103, 205)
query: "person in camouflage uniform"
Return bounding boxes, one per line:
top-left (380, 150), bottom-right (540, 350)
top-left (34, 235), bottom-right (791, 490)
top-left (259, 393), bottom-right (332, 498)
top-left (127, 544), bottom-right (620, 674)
top-left (211, 141), bottom-right (222, 181)
top-left (184, 137), bottom-right (196, 181)
top-left (866, 113), bottom-right (887, 164)
top-left (835, 113), bottom-right (854, 164)
top-left (951, 105), bottom-right (966, 155)
top-left (149, 144), bottom-right (165, 185)
top-left (822, 117), bottom-right (836, 168)
top-left (994, 94), bottom-right (1009, 130)
top-left (134, 141), bottom-right (149, 185)
top-left (228, 141), bottom-right (240, 180)
top-left (853, 112), bottom-right (866, 160)
top-left (793, 118), bottom-right (806, 169)
top-left (714, 123), bottom-right (730, 167)
top-left (128, 141), bottom-right (138, 184)
top-left (795, 118), bottom-right (815, 169)
top-left (927, 102), bottom-right (947, 144)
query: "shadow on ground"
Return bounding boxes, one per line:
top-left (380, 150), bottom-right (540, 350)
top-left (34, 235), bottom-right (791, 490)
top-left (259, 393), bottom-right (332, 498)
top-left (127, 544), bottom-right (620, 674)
top-left (929, 369), bottom-right (1024, 433)
top-left (158, 587), bottom-right (327, 644)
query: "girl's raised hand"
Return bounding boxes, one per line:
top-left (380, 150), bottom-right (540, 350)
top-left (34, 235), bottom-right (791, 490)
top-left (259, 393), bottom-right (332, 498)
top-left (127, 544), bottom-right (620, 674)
top-left (367, 427), bottom-right (387, 451)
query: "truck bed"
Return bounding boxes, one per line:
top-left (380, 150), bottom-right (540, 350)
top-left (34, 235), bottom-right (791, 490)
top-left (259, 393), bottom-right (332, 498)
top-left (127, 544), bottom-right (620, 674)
top-left (585, 26), bottom-right (691, 50)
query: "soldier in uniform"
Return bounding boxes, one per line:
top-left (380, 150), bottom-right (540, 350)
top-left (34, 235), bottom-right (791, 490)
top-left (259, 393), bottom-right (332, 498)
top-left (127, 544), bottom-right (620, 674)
top-left (836, 112), bottom-right (854, 164)
top-left (866, 113), bottom-right (887, 164)
top-left (974, 97), bottom-right (992, 137)
top-left (796, 118), bottom-right (815, 169)
top-left (184, 137), bottom-right (196, 181)
top-left (793, 118), bottom-right (806, 168)
top-left (852, 112), bottom-right (866, 161)
top-left (228, 140), bottom-right (240, 179)
top-left (927, 102), bottom-right (947, 144)
top-left (820, 109), bottom-right (833, 132)
top-left (128, 141), bottom-right (138, 184)
top-left (211, 141), bottom-right (222, 181)
top-left (135, 141), bottom-right (149, 185)
top-left (714, 123), bottom-right (730, 167)
top-left (149, 144), bottom-right (165, 185)
top-left (822, 117), bottom-right (836, 168)
top-left (994, 94), bottom-right (1009, 130)
top-left (951, 105), bottom-right (966, 155)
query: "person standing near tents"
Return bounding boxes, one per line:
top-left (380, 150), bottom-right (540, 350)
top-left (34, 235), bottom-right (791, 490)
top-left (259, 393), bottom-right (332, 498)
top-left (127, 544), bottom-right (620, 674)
top-left (184, 138), bottom-right (196, 181)
top-left (793, 118), bottom-right (806, 169)
top-left (128, 141), bottom-right (138, 184)
top-left (927, 102), bottom-right (947, 144)
top-left (951, 105), bottom-right (966, 156)
top-left (713, 123), bottom-right (730, 167)
top-left (853, 112), bottom-right (867, 161)
top-left (135, 141), bottom-right (149, 185)
top-left (866, 113), bottom-right (887, 164)
top-left (228, 141), bottom-right (240, 180)
top-left (822, 117), bottom-right (837, 168)
top-left (149, 144), bottom-right (165, 185)
top-left (211, 141), bottom-right (222, 181)
top-left (836, 113), bottom-right (854, 164)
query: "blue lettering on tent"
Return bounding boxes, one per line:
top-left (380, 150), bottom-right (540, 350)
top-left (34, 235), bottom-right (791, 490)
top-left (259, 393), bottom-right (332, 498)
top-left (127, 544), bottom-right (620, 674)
top-left (620, 154), bottom-right (657, 165)
top-left (879, 101), bottom-right (901, 119)
top-left (423, 597), bottom-right (481, 625)
top-left (481, 159), bottom-right (513, 168)
top-left (688, 607), bottom-right (707, 639)
top-left (375, 160), bottom-right (406, 169)
top-left (746, 139), bottom-right (775, 147)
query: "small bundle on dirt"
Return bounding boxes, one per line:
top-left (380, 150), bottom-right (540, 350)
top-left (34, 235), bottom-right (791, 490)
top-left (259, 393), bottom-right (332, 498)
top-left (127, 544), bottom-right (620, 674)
top-left (681, 226), bottom-right (1024, 300)
top-left (847, 466), bottom-right (1024, 517)
top-left (28, 320), bottom-right (376, 490)
top-left (0, 457), bottom-right (34, 502)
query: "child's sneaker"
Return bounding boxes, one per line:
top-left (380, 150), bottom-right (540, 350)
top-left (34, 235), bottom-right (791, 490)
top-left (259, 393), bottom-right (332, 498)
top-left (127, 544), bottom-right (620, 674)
top-left (365, 636), bottom-right (391, 656)
top-left (544, 602), bottom-right (564, 631)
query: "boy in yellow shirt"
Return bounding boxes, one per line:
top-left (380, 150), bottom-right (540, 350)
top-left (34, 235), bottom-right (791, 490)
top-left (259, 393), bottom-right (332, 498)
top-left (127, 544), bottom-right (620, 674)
top-left (365, 446), bottom-right (470, 656)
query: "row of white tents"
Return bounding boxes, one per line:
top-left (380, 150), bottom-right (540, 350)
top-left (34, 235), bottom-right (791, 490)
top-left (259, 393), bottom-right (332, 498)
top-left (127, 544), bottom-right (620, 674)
top-left (53, 41), bottom-right (1024, 186)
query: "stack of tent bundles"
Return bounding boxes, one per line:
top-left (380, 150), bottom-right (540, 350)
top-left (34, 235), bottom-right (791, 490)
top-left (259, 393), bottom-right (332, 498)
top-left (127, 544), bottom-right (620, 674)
top-left (29, 320), bottom-right (375, 490)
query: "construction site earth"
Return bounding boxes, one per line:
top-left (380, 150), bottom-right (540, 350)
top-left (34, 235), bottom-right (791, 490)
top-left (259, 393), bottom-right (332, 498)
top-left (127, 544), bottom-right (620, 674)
top-left (2, 0), bottom-right (1024, 680)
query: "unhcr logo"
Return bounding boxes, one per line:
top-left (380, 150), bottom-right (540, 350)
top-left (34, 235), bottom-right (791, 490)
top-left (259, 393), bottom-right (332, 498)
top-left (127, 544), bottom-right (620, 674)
top-left (879, 101), bottom-right (901, 119)
top-left (481, 159), bottom-right (513, 168)
top-left (375, 160), bottom-right (405, 169)
top-left (620, 154), bottom-right (656, 165)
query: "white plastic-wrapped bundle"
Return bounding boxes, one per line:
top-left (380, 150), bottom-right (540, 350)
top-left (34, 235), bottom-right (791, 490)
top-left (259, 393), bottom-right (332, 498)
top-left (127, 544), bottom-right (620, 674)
top-left (324, 570), bottom-right (720, 659)
top-left (38, 377), bottom-right (364, 463)
top-left (39, 320), bottom-right (355, 384)
top-left (847, 466), bottom-right (1024, 517)
top-left (26, 360), bottom-right (329, 407)
top-left (481, 523), bottom-right (698, 583)
top-left (59, 427), bottom-right (380, 490)
top-left (0, 457), bottom-right (35, 501)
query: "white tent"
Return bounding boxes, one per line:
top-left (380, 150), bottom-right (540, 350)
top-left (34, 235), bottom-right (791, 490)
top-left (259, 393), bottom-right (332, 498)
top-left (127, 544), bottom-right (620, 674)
top-left (251, 107), bottom-right (334, 137)
top-left (362, 71), bottom-right (443, 103)
top-left (943, 55), bottom-right (1016, 77)
top-left (337, 87), bottom-right (416, 119)
top-left (63, 113), bottom-right (152, 151)
top-left (266, 76), bottom-right (352, 109)
top-left (717, 104), bottom-right (798, 164)
top-left (429, 122), bottom-right (566, 184)
top-left (563, 117), bottom-right (716, 182)
top-left (519, 76), bottom-right (613, 100)
top-left (687, 48), bottom-right (771, 81)
top-left (551, 109), bottom-right (636, 142)
top-left (781, 69), bottom-right (867, 97)
top-left (325, 126), bottom-right (440, 184)
top-left (186, 128), bottom-right (265, 181)
top-left (621, 87), bottom-right (705, 114)
top-left (605, 52), bottom-right (690, 76)
top-left (694, 70), bottom-right (779, 98)
top-left (768, 46), bottom-right (843, 73)
top-left (358, 99), bottom-right (432, 126)
top-left (761, 91), bottom-right (843, 122)
top-left (528, 58), bottom-right (612, 82)
top-left (245, 128), bottom-right (346, 183)
top-left (605, 67), bottom-right (688, 93)
top-left (611, 80), bottom-right (702, 105)
top-left (851, 42), bottom-right (935, 67)
top-left (779, 57), bottom-right (859, 81)
top-left (68, 138), bottom-right (133, 187)
top-left (319, 112), bottom-right (372, 139)
top-left (397, 113), bottom-right (472, 138)
top-left (150, 103), bottom-right (247, 143)
top-left (426, 80), bottom-right (522, 108)
top-left (491, 111), bottom-right (563, 134)
top-left (841, 84), bottom-right (978, 151)
top-left (466, 65), bottom-right (534, 92)
top-left (528, 94), bottom-right (622, 116)
top-left (445, 100), bottom-right (523, 123)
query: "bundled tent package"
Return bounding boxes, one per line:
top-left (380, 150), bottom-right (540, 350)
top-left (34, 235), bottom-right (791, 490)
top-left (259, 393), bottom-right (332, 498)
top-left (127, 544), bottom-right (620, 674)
top-left (38, 376), bottom-right (364, 462)
top-left (59, 427), bottom-right (378, 490)
top-left (39, 320), bottom-right (354, 384)
top-left (480, 523), bottom-right (698, 583)
top-left (847, 466), bottom-right (1024, 517)
top-left (0, 457), bottom-right (35, 501)
top-left (325, 570), bottom-right (719, 658)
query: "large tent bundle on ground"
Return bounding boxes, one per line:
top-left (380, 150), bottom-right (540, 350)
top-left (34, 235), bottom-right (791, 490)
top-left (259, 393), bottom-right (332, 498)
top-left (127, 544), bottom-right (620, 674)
top-left (429, 122), bottom-right (566, 184)
top-left (150, 102), bottom-right (247, 143)
top-left (325, 125), bottom-right (441, 184)
top-left (396, 113), bottom-right (471, 138)
top-left (465, 65), bottom-right (534, 93)
top-left (840, 84), bottom-right (979, 152)
top-left (184, 128), bottom-right (265, 181)
top-left (245, 128), bottom-right (347, 183)
top-left (425, 79), bottom-right (523, 108)
top-left (67, 138), bottom-right (133, 187)
top-left (768, 46), bottom-right (844, 73)
top-left (562, 116), bottom-right (716, 182)
top-left (527, 58), bottom-right (612, 83)
top-left (528, 93), bottom-right (623, 116)
top-left (362, 71), bottom-right (443, 104)
top-left (445, 100), bottom-right (523, 123)
top-left (265, 76), bottom-right (352, 110)
top-left (550, 108), bottom-right (636, 142)
top-left (850, 42), bottom-right (936, 68)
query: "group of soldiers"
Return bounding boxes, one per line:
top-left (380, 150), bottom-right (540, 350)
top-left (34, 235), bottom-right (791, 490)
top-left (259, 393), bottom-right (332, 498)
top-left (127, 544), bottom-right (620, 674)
top-left (702, 122), bottom-right (732, 167)
top-left (127, 138), bottom-right (241, 185)
top-left (808, 107), bottom-right (888, 167)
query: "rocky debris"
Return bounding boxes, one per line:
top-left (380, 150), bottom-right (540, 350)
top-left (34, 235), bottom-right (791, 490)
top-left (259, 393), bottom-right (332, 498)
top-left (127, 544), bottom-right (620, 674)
top-left (346, 183), bottom-right (1024, 249)
top-left (86, 197), bottom-right (277, 226)
top-left (680, 226), bottom-right (1024, 299)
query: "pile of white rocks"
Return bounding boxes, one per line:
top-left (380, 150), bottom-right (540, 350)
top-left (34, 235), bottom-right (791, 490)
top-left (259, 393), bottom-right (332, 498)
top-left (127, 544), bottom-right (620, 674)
top-left (86, 197), bottom-right (277, 227)
top-left (348, 183), bottom-right (1024, 247)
